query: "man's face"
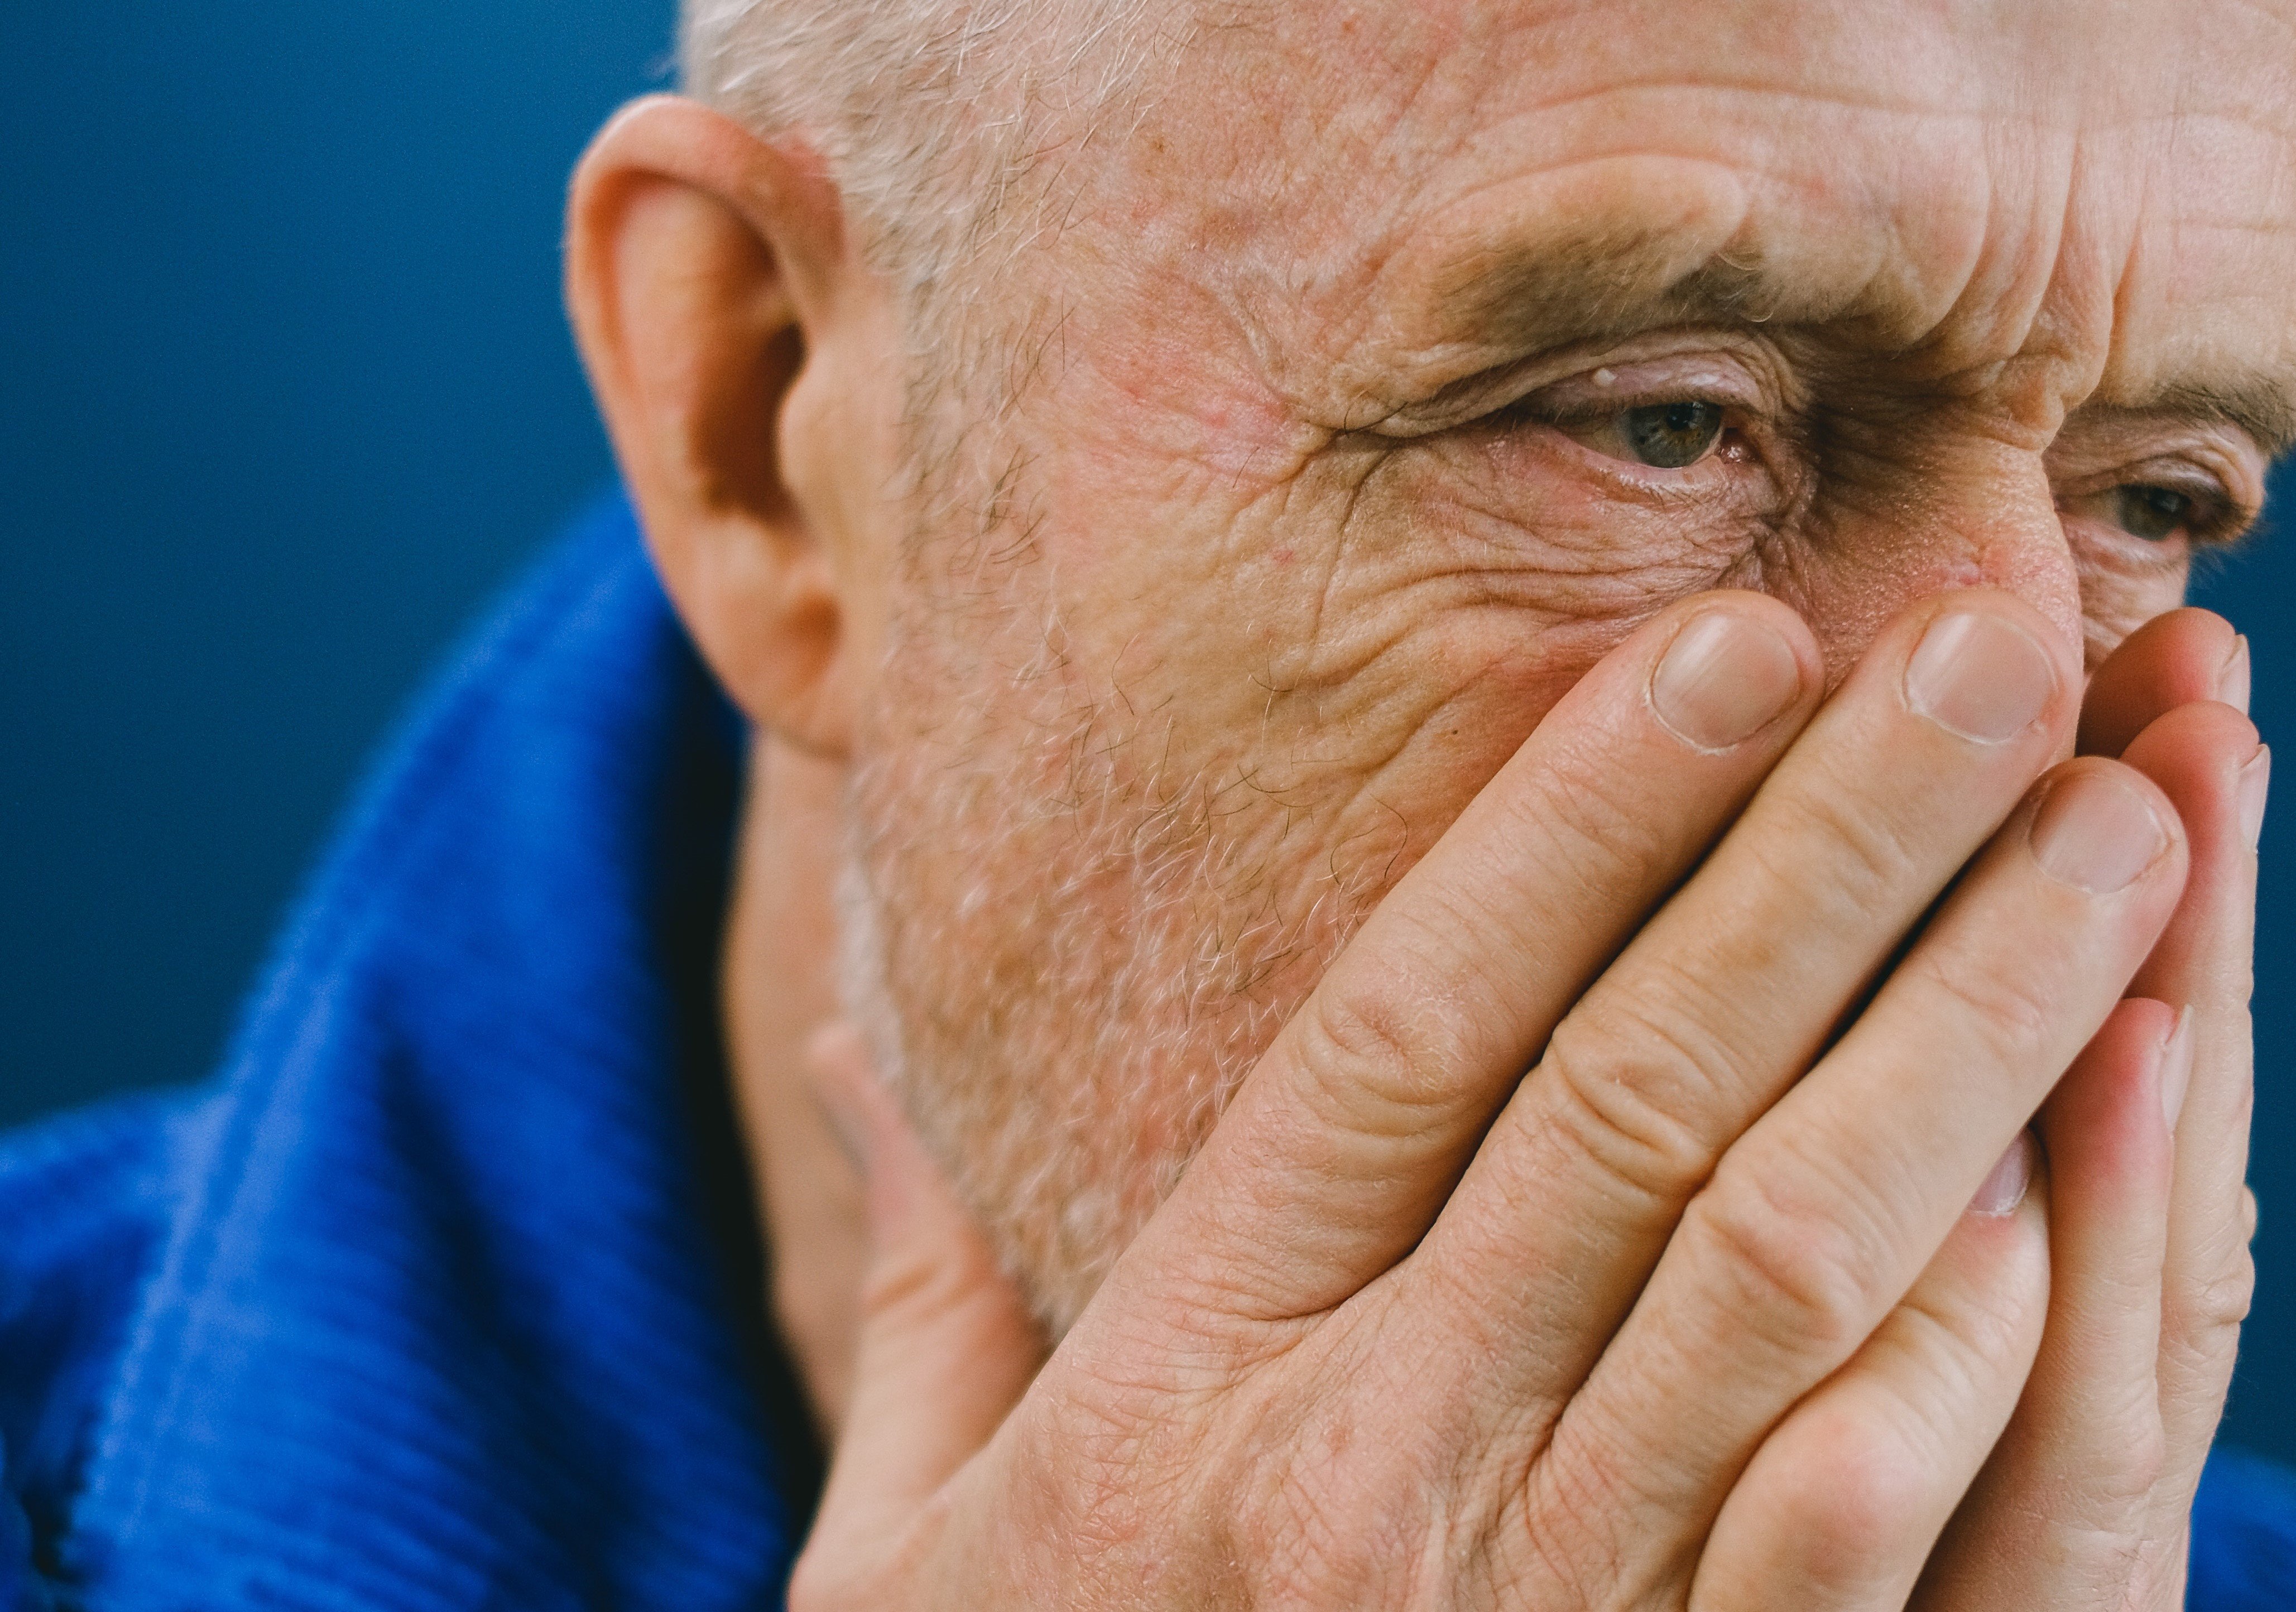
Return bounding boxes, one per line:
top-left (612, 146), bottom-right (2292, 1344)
top-left (838, 0), bottom-right (2296, 1329)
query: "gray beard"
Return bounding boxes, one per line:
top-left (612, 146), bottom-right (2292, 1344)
top-left (832, 714), bottom-right (1368, 1335)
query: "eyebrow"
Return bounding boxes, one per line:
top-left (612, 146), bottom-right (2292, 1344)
top-left (1429, 240), bottom-right (1799, 364)
top-left (1427, 240), bottom-right (2296, 460)
top-left (2139, 380), bottom-right (2296, 460)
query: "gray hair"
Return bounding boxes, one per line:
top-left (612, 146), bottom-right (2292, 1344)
top-left (680, 0), bottom-right (1161, 317)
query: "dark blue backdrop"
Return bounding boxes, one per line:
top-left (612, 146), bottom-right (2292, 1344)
top-left (2, 3), bottom-right (2290, 1469)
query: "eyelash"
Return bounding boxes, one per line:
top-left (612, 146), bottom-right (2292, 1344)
top-left (1512, 391), bottom-right (1752, 447)
top-left (2064, 479), bottom-right (2252, 552)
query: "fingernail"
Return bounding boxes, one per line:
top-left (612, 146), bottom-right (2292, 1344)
top-left (1905, 610), bottom-right (2058, 744)
top-left (2160, 1005), bottom-right (2197, 1132)
top-left (2239, 745), bottom-right (2271, 853)
top-left (1972, 1131), bottom-right (2035, 1216)
top-left (1649, 610), bottom-right (1805, 752)
top-left (2029, 771), bottom-right (2169, 894)
top-left (2220, 635), bottom-right (2252, 714)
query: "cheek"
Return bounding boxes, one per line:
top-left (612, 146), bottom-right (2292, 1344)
top-left (1025, 434), bottom-right (1766, 899)
top-left (2062, 526), bottom-right (2194, 670)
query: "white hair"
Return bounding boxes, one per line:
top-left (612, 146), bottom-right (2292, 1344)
top-left (680, 0), bottom-right (1161, 317)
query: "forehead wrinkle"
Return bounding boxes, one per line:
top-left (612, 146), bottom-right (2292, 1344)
top-left (1299, 84), bottom-right (2054, 405)
top-left (1139, 0), bottom-right (2296, 447)
top-left (1327, 153), bottom-right (1976, 420)
top-left (1276, 156), bottom-right (1759, 422)
top-left (2096, 103), bottom-right (2296, 449)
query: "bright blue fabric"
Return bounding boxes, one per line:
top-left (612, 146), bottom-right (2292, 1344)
top-left (0, 493), bottom-right (812, 1608)
top-left (0, 492), bottom-right (2288, 1607)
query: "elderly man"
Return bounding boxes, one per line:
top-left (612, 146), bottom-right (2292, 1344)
top-left (4, 0), bottom-right (2295, 1605)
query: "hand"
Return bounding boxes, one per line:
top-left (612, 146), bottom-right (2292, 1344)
top-left (795, 590), bottom-right (2194, 1609)
top-left (1915, 610), bottom-right (2263, 1608)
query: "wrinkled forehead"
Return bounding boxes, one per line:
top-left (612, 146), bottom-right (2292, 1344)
top-left (1107, 0), bottom-right (2296, 433)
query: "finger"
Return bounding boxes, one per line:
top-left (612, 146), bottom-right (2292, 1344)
top-left (1111, 593), bottom-right (1823, 1334)
top-left (1913, 997), bottom-right (2183, 1609)
top-left (1545, 756), bottom-right (2185, 1554)
top-left (2078, 607), bottom-right (2245, 758)
top-left (1417, 592), bottom-right (2077, 1399)
top-left (1687, 1135), bottom-right (2050, 1612)
top-left (2118, 700), bottom-right (2265, 1527)
top-left (801, 1025), bottom-right (1048, 1569)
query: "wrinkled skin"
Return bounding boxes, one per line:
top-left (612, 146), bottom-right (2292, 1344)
top-left (564, 0), bottom-right (2295, 1604)
top-left (852, 0), bottom-right (2292, 1331)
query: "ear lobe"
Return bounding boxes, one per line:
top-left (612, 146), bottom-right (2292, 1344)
top-left (566, 94), bottom-right (864, 756)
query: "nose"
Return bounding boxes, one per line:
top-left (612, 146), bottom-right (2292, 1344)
top-left (1779, 439), bottom-right (2083, 691)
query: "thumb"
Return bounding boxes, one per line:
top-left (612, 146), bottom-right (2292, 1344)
top-left (803, 1023), bottom-right (1048, 1558)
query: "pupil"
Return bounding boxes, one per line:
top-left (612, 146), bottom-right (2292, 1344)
top-left (1623, 401), bottom-right (1725, 468)
top-left (2120, 485), bottom-right (2191, 542)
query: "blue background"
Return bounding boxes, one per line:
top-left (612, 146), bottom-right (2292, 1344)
top-left (2, 2), bottom-right (2291, 1468)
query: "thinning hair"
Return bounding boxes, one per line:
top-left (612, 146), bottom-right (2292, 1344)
top-left (680, 0), bottom-right (1160, 317)
top-left (682, 0), bottom-right (1172, 540)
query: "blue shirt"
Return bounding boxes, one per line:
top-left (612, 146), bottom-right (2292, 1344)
top-left (1, 494), bottom-right (2288, 1609)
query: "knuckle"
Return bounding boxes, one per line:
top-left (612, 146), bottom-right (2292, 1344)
top-left (1293, 929), bottom-right (1486, 1127)
top-left (1299, 975), bottom-right (1425, 1085)
top-left (1304, 973), bottom-right (1460, 1125)
top-left (1891, 1252), bottom-right (2043, 1377)
top-left (1757, 777), bottom-right (1919, 914)
top-left (1537, 989), bottom-right (1742, 1210)
top-left (1504, 759), bottom-right (1674, 895)
top-left (1908, 942), bottom-right (2058, 1056)
top-left (1781, 1403), bottom-right (1934, 1564)
top-left (2184, 1248), bottom-right (2259, 1337)
top-left (2107, 1421), bottom-right (2172, 1510)
top-left (1683, 1150), bottom-right (1882, 1360)
top-left (2159, 1248), bottom-right (2252, 1417)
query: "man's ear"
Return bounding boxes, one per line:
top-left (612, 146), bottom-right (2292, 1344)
top-left (567, 94), bottom-right (881, 757)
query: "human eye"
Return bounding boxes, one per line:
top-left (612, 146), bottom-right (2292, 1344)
top-left (1572, 399), bottom-right (1728, 468)
top-left (1503, 358), bottom-right (1762, 475)
top-left (2059, 474), bottom-right (2247, 550)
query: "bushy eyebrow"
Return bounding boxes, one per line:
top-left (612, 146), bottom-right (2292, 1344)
top-left (1404, 214), bottom-right (2296, 466)
top-left (2139, 379), bottom-right (2296, 460)
top-left (1428, 242), bottom-right (1792, 365)
top-left (1439, 247), bottom-right (2296, 460)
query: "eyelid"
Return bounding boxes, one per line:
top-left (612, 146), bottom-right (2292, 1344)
top-left (2048, 430), bottom-right (2266, 514)
top-left (1516, 357), bottom-right (1764, 421)
top-left (2055, 459), bottom-right (2252, 536)
top-left (1363, 331), bottom-right (1787, 437)
top-left (2061, 477), bottom-right (2252, 550)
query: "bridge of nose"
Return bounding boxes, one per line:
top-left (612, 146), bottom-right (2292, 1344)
top-left (1772, 431), bottom-right (2084, 695)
